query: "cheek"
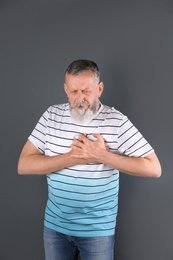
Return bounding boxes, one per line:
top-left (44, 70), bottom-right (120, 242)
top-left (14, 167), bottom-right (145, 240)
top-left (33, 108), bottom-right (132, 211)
top-left (67, 95), bottom-right (75, 102)
top-left (91, 94), bottom-right (99, 102)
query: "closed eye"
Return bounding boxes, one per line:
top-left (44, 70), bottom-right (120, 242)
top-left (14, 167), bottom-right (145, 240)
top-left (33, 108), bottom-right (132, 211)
top-left (70, 89), bottom-right (91, 94)
top-left (71, 90), bottom-right (78, 94)
top-left (82, 90), bottom-right (91, 94)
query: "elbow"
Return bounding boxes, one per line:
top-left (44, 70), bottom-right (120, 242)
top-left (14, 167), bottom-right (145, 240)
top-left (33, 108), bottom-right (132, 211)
top-left (146, 152), bottom-right (162, 178)
top-left (155, 158), bottom-right (162, 178)
top-left (152, 170), bottom-right (161, 178)
top-left (155, 166), bottom-right (162, 178)
top-left (17, 161), bottom-right (26, 175)
top-left (151, 163), bottom-right (162, 178)
top-left (17, 164), bottom-right (24, 175)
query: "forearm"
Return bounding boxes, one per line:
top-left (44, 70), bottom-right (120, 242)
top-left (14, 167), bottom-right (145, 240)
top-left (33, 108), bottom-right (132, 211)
top-left (99, 150), bottom-right (161, 177)
top-left (18, 152), bottom-right (86, 175)
top-left (70, 134), bottom-right (161, 178)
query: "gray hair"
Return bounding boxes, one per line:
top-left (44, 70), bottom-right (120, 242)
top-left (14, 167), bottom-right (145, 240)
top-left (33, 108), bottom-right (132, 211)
top-left (65, 59), bottom-right (100, 83)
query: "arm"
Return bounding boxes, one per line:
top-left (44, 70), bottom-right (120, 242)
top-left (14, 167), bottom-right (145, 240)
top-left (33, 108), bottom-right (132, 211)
top-left (71, 134), bottom-right (162, 178)
top-left (17, 140), bottom-right (87, 175)
top-left (99, 149), bottom-right (161, 177)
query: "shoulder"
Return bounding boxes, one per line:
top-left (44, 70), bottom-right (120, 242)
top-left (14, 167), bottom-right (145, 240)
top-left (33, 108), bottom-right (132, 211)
top-left (47, 103), bottom-right (69, 113)
top-left (45, 103), bottom-right (69, 115)
top-left (101, 104), bottom-right (126, 120)
top-left (41, 103), bottom-right (69, 120)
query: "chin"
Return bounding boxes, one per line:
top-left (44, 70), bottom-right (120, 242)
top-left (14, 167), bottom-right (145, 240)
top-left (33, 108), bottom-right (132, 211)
top-left (70, 107), bottom-right (95, 123)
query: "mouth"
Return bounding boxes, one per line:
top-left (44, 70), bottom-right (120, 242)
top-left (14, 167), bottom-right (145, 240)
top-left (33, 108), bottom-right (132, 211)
top-left (78, 105), bottom-right (89, 110)
top-left (72, 102), bottom-right (90, 110)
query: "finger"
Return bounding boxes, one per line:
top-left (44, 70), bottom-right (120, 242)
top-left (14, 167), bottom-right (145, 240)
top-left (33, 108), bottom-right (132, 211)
top-left (106, 145), bottom-right (110, 151)
top-left (77, 134), bottom-right (88, 143)
top-left (73, 138), bottom-right (84, 147)
top-left (92, 133), bottom-right (104, 142)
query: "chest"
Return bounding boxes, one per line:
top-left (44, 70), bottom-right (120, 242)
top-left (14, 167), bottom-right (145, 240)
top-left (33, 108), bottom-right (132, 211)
top-left (45, 116), bottom-right (119, 155)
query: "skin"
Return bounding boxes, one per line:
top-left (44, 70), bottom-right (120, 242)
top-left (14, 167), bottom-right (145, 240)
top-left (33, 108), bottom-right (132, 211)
top-left (64, 70), bottom-right (104, 112)
top-left (17, 70), bottom-right (162, 177)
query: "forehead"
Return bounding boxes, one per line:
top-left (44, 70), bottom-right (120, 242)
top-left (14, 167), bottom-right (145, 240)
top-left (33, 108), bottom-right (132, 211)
top-left (65, 70), bottom-right (97, 88)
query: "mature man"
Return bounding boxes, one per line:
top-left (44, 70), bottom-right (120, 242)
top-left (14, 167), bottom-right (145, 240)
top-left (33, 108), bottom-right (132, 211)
top-left (18, 59), bottom-right (161, 260)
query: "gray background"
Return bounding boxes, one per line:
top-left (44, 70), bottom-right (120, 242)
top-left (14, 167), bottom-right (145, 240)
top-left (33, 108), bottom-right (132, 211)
top-left (0, 0), bottom-right (172, 259)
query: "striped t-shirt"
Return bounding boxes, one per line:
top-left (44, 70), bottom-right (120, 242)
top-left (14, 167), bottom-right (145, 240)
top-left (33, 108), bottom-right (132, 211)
top-left (28, 103), bottom-right (153, 237)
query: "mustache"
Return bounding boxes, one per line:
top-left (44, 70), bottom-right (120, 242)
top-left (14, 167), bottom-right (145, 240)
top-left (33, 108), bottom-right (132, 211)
top-left (70, 102), bottom-right (89, 108)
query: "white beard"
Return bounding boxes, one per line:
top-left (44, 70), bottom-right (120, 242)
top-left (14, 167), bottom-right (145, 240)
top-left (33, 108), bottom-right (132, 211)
top-left (70, 107), bottom-right (96, 124)
top-left (70, 101), bottom-right (99, 124)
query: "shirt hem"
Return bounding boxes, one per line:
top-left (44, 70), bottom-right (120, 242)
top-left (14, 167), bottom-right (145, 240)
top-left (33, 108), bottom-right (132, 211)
top-left (44, 222), bottom-right (115, 237)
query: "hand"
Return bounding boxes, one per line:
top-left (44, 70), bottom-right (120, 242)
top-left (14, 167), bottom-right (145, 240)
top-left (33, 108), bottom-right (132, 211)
top-left (71, 134), bottom-right (108, 163)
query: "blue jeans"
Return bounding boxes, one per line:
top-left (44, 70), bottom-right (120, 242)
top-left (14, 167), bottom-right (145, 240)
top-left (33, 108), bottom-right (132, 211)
top-left (43, 226), bottom-right (115, 260)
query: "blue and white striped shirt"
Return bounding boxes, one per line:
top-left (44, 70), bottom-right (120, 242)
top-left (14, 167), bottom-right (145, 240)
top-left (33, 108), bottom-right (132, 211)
top-left (28, 103), bottom-right (153, 237)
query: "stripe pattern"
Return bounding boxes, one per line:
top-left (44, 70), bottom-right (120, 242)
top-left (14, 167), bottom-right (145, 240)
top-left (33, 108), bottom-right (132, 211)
top-left (28, 103), bottom-right (153, 236)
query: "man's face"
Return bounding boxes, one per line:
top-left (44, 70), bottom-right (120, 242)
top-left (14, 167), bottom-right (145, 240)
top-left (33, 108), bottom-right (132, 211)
top-left (64, 70), bottom-right (104, 122)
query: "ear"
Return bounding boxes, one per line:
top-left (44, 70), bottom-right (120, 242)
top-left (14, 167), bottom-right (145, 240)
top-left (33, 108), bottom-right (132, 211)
top-left (98, 81), bottom-right (104, 97)
top-left (64, 83), bottom-right (68, 95)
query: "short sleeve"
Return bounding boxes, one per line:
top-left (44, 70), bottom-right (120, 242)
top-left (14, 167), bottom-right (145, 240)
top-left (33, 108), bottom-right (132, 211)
top-left (117, 116), bottom-right (154, 157)
top-left (28, 107), bottom-right (50, 154)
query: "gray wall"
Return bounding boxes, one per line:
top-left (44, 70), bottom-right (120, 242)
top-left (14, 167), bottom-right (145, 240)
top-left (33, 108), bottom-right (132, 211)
top-left (0, 1), bottom-right (172, 259)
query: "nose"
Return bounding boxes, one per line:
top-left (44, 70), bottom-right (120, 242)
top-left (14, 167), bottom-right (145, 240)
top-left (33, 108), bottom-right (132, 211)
top-left (76, 91), bottom-right (85, 103)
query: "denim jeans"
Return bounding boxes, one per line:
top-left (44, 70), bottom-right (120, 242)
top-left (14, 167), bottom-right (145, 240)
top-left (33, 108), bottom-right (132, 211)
top-left (43, 226), bottom-right (115, 260)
